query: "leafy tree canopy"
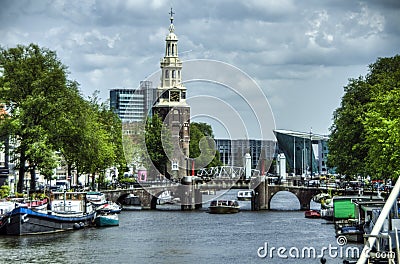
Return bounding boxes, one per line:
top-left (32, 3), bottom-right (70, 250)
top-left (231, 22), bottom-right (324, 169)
top-left (329, 55), bottom-right (400, 179)
top-left (190, 122), bottom-right (221, 169)
top-left (0, 44), bottom-right (125, 192)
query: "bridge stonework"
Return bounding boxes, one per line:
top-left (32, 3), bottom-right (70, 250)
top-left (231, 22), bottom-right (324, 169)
top-left (252, 179), bottom-right (322, 211)
top-left (102, 178), bottom-right (325, 211)
top-left (102, 183), bottom-right (201, 210)
top-left (102, 189), bottom-right (154, 209)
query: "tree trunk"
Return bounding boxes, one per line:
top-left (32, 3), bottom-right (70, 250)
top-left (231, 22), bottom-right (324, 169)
top-left (17, 153), bottom-right (26, 193)
top-left (29, 164), bottom-right (36, 192)
top-left (68, 163), bottom-right (72, 188)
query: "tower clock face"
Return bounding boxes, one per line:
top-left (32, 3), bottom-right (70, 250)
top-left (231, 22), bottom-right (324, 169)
top-left (170, 91), bottom-right (180, 102)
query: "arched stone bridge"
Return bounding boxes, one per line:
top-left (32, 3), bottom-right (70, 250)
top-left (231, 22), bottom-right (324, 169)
top-left (100, 177), bottom-right (349, 211)
top-left (252, 184), bottom-right (322, 210)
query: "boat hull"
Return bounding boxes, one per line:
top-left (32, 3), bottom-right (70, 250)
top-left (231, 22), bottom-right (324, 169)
top-left (0, 207), bottom-right (95, 235)
top-left (94, 214), bottom-right (119, 227)
top-left (208, 206), bottom-right (240, 214)
top-left (305, 210), bottom-right (321, 218)
top-left (336, 232), bottom-right (364, 243)
top-left (336, 226), bottom-right (364, 243)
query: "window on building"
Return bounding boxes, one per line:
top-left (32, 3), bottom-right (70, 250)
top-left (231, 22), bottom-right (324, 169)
top-left (173, 109), bottom-right (179, 121)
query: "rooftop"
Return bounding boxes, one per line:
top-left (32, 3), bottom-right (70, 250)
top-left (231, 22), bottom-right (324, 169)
top-left (274, 129), bottom-right (329, 141)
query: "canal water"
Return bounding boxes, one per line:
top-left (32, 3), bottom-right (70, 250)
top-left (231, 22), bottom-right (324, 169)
top-left (0, 190), bottom-right (360, 264)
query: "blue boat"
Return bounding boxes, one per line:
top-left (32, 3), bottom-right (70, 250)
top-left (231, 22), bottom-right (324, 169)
top-left (0, 206), bottom-right (95, 235)
top-left (0, 192), bottom-right (96, 235)
top-left (94, 213), bottom-right (119, 227)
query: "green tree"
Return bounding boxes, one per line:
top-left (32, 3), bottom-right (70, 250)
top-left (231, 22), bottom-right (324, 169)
top-left (0, 44), bottom-right (72, 192)
top-left (0, 44), bottom-right (126, 192)
top-left (144, 114), bottom-right (172, 179)
top-left (79, 92), bottom-right (126, 188)
top-left (122, 122), bottom-right (145, 172)
top-left (328, 77), bottom-right (370, 177)
top-left (363, 56), bottom-right (400, 179)
top-left (190, 122), bottom-right (221, 169)
top-left (329, 55), bottom-right (400, 179)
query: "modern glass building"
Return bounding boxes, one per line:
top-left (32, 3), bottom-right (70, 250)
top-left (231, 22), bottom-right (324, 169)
top-left (273, 129), bottom-right (330, 175)
top-left (110, 81), bottom-right (157, 123)
top-left (215, 139), bottom-right (277, 173)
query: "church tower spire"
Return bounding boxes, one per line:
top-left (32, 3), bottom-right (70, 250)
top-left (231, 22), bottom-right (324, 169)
top-left (152, 9), bottom-right (190, 181)
top-left (159, 7), bottom-right (183, 90)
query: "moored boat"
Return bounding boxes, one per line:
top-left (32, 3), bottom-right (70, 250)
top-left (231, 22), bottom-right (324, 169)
top-left (0, 200), bottom-right (15, 216)
top-left (237, 190), bottom-right (252, 201)
top-left (86, 191), bottom-right (107, 207)
top-left (122, 194), bottom-right (141, 211)
top-left (96, 202), bottom-right (122, 214)
top-left (94, 213), bottom-right (119, 227)
top-left (305, 209), bottom-right (321, 218)
top-left (157, 191), bottom-right (173, 205)
top-left (208, 200), bottom-right (240, 214)
top-left (336, 225), bottom-right (364, 243)
top-left (321, 208), bottom-right (333, 220)
top-left (0, 192), bottom-right (95, 235)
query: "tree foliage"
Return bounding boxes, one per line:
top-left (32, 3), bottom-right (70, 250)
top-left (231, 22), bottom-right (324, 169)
top-left (0, 44), bottom-right (126, 192)
top-left (189, 122), bottom-right (221, 169)
top-left (144, 114), bottom-right (172, 178)
top-left (328, 55), bottom-right (400, 179)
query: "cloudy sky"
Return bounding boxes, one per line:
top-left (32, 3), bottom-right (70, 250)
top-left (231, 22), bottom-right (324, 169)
top-left (1, 0), bottom-right (399, 139)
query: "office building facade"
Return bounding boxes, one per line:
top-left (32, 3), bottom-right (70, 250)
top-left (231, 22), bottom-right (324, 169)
top-left (110, 80), bottom-right (156, 123)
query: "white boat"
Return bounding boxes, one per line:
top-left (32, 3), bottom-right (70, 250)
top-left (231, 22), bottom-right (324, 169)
top-left (96, 202), bottom-right (121, 214)
top-left (208, 200), bottom-right (240, 214)
top-left (321, 208), bottom-right (333, 220)
top-left (122, 194), bottom-right (141, 210)
top-left (94, 213), bottom-right (119, 227)
top-left (157, 191), bottom-right (173, 205)
top-left (0, 201), bottom-right (14, 216)
top-left (86, 191), bottom-right (107, 207)
top-left (237, 190), bottom-right (252, 201)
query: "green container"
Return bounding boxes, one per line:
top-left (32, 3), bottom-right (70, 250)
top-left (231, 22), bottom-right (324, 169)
top-left (333, 198), bottom-right (356, 219)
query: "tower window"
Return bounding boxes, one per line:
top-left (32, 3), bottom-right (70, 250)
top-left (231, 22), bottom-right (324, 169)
top-left (172, 70), bottom-right (176, 78)
top-left (165, 70), bottom-right (169, 78)
top-left (173, 109), bottom-right (179, 121)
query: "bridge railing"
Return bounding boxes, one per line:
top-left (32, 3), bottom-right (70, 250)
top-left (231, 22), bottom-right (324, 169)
top-left (197, 166), bottom-right (260, 179)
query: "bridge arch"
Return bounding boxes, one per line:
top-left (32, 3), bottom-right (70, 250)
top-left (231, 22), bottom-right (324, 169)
top-left (269, 191), bottom-right (301, 210)
top-left (115, 193), bottom-right (134, 204)
top-left (266, 186), bottom-right (322, 210)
